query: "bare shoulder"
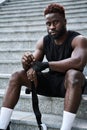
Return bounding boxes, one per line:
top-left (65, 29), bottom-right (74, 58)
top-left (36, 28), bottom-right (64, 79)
top-left (72, 35), bottom-right (87, 48)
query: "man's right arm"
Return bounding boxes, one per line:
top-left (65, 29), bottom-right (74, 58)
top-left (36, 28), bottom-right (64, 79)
top-left (22, 37), bottom-right (44, 71)
top-left (33, 37), bottom-right (44, 61)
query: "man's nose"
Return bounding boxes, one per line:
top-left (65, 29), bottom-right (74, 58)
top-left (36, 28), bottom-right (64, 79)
top-left (50, 23), bottom-right (55, 29)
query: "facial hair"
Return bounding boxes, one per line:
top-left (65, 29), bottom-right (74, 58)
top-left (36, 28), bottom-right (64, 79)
top-left (48, 25), bottom-right (66, 40)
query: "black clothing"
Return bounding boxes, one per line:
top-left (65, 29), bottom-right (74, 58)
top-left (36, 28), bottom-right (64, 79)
top-left (43, 30), bottom-right (80, 72)
top-left (37, 72), bottom-right (66, 97)
top-left (37, 30), bottom-right (81, 97)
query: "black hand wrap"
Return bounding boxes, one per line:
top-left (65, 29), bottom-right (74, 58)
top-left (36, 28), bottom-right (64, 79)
top-left (32, 61), bottom-right (49, 72)
top-left (26, 61), bottom-right (48, 130)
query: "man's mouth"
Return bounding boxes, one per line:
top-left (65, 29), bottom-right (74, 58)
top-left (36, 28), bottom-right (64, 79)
top-left (49, 31), bottom-right (56, 35)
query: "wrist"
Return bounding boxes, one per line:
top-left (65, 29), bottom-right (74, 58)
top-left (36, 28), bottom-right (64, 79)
top-left (43, 62), bottom-right (49, 68)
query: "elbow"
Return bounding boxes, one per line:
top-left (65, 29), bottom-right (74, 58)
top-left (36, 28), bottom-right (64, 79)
top-left (75, 57), bottom-right (86, 70)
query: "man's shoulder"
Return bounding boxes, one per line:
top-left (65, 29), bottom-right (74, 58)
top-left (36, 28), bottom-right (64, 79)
top-left (71, 31), bottom-right (87, 48)
top-left (68, 30), bottom-right (81, 36)
top-left (43, 34), bottom-right (51, 42)
top-left (44, 34), bottom-right (50, 39)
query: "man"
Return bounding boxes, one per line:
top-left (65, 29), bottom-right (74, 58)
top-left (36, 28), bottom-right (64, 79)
top-left (0, 3), bottom-right (87, 130)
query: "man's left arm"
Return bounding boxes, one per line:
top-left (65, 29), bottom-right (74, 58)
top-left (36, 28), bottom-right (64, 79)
top-left (48, 36), bottom-right (87, 72)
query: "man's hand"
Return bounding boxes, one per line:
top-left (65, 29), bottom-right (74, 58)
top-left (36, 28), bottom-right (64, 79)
top-left (27, 61), bottom-right (49, 80)
top-left (22, 52), bottom-right (35, 71)
top-left (26, 61), bottom-right (49, 87)
top-left (32, 61), bottom-right (49, 72)
top-left (27, 68), bottom-right (38, 87)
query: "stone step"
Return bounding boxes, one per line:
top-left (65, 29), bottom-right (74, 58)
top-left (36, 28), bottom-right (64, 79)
top-left (0, 56), bottom-right (46, 74)
top-left (0, 3), bottom-right (87, 14)
top-left (0, 18), bottom-right (87, 27)
top-left (0, 9), bottom-right (85, 16)
top-left (0, 31), bottom-right (46, 41)
top-left (0, 9), bottom-right (87, 19)
top-left (1, 15), bottom-right (87, 23)
top-left (0, 40), bottom-right (36, 50)
top-left (0, 9), bottom-right (87, 22)
top-left (0, 21), bottom-right (45, 26)
top-left (0, 88), bottom-right (87, 119)
top-left (0, 74), bottom-right (10, 89)
top-left (9, 111), bottom-right (87, 130)
top-left (0, 25), bottom-right (86, 34)
top-left (0, 30), bottom-right (86, 42)
top-left (0, 36), bottom-right (37, 41)
top-left (0, 49), bottom-right (34, 60)
top-left (6, 0), bottom-right (86, 3)
top-left (0, 25), bottom-right (46, 33)
top-left (0, 27), bottom-right (86, 37)
top-left (0, 55), bottom-right (45, 74)
top-left (0, 22), bottom-right (87, 32)
top-left (2, 0), bottom-right (87, 10)
top-left (0, 12), bottom-right (86, 22)
top-left (0, 60), bottom-right (22, 74)
top-left (4, 0), bottom-right (87, 5)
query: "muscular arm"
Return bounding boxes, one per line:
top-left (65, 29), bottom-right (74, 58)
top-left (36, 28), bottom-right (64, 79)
top-left (33, 37), bottom-right (44, 61)
top-left (22, 37), bottom-right (44, 71)
top-left (49, 35), bottom-right (87, 72)
top-left (26, 37), bottom-right (44, 82)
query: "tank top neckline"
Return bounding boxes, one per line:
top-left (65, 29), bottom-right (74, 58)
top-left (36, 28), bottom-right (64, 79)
top-left (50, 31), bottom-right (69, 47)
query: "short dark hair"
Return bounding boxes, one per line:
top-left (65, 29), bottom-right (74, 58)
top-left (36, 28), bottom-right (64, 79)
top-left (44, 3), bottom-right (65, 18)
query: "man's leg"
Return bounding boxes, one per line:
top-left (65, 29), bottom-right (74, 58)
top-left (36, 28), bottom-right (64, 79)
top-left (0, 70), bottom-right (31, 130)
top-left (60, 69), bottom-right (85, 130)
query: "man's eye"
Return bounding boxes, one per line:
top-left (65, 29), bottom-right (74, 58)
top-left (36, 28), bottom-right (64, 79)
top-left (53, 21), bottom-right (59, 25)
top-left (46, 22), bottom-right (51, 26)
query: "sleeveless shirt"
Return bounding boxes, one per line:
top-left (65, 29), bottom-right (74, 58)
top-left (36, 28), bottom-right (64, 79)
top-left (43, 30), bottom-right (80, 74)
top-left (43, 30), bottom-right (80, 61)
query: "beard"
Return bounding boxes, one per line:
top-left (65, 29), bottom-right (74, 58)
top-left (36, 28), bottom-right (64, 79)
top-left (48, 25), bottom-right (66, 40)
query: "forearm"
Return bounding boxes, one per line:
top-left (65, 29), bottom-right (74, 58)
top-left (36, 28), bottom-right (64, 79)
top-left (49, 57), bottom-right (83, 73)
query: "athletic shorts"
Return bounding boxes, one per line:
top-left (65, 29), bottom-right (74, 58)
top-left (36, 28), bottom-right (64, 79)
top-left (36, 71), bottom-right (66, 98)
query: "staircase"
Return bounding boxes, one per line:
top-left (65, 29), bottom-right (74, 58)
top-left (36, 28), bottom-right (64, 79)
top-left (0, 0), bottom-right (87, 129)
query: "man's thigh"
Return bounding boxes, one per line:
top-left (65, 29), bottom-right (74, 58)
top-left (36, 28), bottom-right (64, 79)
top-left (36, 72), bottom-right (66, 97)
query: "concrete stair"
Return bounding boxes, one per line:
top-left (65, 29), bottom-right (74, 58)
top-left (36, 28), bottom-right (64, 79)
top-left (0, 0), bottom-right (87, 129)
top-left (9, 111), bottom-right (87, 130)
top-left (0, 88), bottom-right (87, 130)
top-left (0, 89), bottom-right (87, 118)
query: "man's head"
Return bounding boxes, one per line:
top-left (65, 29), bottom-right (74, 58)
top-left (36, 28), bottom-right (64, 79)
top-left (44, 3), bottom-right (65, 18)
top-left (44, 3), bottom-right (67, 40)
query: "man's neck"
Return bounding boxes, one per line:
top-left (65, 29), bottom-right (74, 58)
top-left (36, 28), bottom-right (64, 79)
top-left (54, 31), bottom-right (68, 45)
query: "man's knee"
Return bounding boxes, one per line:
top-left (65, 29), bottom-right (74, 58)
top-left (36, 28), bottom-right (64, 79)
top-left (9, 70), bottom-right (25, 86)
top-left (64, 69), bottom-right (85, 89)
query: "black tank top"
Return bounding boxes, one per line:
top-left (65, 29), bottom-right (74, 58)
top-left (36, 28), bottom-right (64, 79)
top-left (43, 30), bottom-right (80, 61)
top-left (43, 30), bottom-right (80, 74)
